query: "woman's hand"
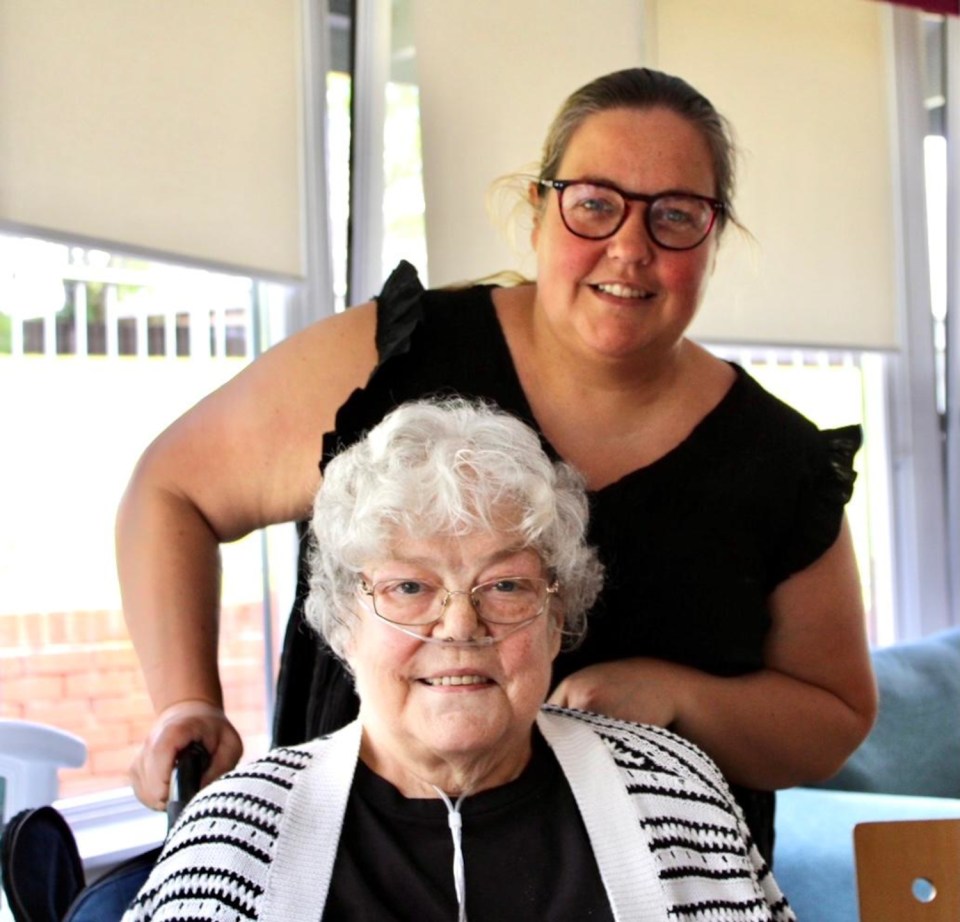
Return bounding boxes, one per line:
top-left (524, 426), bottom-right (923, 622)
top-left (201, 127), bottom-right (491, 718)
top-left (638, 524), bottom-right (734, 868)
top-left (130, 700), bottom-right (243, 810)
top-left (548, 658), bottom-right (688, 728)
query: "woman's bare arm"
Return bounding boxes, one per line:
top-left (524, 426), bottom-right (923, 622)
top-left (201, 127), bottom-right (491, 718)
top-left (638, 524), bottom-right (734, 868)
top-left (117, 302), bottom-right (378, 806)
top-left (549, 518), bottom-right (878, 789)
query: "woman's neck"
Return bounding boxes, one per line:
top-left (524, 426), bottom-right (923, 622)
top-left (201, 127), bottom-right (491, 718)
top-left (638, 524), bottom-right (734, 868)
top-left (492, 283), bottom-right (735, 488)
top-left (358, 728), bottom-right (533, 799)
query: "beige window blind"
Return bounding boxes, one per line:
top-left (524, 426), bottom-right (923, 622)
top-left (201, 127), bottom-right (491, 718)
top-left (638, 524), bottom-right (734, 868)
top-left (413, 0), bottom-right (898, 349)
top-left (0, 0), bottom-right (304, 279)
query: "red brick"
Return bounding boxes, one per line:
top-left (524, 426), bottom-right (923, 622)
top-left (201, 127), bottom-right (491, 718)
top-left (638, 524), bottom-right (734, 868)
top-left (92, 694), bottom-right (152, 723)
top-left (28, 651), bottom-right (97, 676)
top-left (73, 610), bottom-right (113, 644)
top-left (25, 700), bottom-right (91, 728)
top-left (0, 656), bottom-right (26, 679)
top-left (21, 616), bottom-right (45, 649)
top-left (65, 668), bottom-right (142, 699)
top-left (101, 609), bottom-right (129, 642)
top-left (92, 646), bottom-right (141, 671)
top-left (45, 611), bottom-right (72, 646)
top-left (90, 743), bottom-right (141, 776)
top-left (127, 716), bottom-right (158, 744)
top-left (61, 771), bottom-right (131, 799)
top-left (4, 674), bottom-right (64, 702)
top-left (79, 719), bottom-right (130, 751)
top-left (0, 616), bottom-right (23, 649)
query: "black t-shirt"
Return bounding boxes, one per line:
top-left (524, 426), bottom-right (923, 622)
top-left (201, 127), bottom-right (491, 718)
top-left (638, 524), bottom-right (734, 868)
top-left (323, 731), bottom-right (614, 921)
top-left (275, 261), bottom-right (861, 861)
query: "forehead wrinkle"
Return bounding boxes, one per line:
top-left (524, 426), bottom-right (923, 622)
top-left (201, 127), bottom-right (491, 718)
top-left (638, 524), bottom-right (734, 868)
top-left (375, 539), bottom-right (538, 575)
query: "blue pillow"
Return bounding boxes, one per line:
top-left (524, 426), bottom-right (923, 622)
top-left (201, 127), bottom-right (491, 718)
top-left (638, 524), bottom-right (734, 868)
top-left (815, 628), bottom-right (960, 797)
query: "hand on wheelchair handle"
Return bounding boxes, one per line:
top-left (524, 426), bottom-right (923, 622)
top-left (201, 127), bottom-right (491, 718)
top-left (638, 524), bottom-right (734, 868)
top-left (166, 741), bottom-right (211, 829)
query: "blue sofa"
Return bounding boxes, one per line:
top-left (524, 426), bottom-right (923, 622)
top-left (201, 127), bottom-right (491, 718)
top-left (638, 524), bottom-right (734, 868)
top-left (773, 627), bottom-right (960, 921)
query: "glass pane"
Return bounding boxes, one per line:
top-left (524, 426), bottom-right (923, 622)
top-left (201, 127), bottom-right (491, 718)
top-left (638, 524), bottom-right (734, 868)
top-left (0, 240), bottom-right (273, 797)
top-left (384, 0), bottom-right (428, 283)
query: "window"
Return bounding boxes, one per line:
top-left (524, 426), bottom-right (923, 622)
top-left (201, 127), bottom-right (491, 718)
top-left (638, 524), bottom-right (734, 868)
top-left (0, 1), bottom-right (355, 831)
top-left (0, 242), bottom-right (274, 798)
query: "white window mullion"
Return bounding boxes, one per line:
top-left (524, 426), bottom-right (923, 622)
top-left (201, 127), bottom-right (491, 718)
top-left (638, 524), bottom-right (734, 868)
top-left (886, 8), bottom-right (951, 639)
top-left (944, 15), bottom-right (960, 625)
top-left (348, 0), bottom-right (391, 304)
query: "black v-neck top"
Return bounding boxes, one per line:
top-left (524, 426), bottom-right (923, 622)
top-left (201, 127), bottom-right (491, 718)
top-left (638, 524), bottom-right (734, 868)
top-left (274, 261), bottom-right (861, 860)
top-left (323, 730), bottom-right (614, 920)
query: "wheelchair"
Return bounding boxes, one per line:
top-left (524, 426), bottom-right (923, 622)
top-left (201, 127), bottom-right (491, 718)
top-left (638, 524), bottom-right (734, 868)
top-left (1, 743), bottom-right (207, 922)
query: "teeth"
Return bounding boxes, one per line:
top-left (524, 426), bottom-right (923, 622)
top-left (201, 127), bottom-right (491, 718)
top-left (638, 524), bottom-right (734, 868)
top-left (595, 282), bottom-right (650, 299)
top-left (423, 675), bottom-right (490, 687)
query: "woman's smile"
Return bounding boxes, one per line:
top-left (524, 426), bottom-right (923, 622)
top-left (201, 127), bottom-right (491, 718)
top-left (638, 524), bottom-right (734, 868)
top-left (419, 673), bottom-right (495, 687)
top-left (589, 280), bottom-right (657, 301)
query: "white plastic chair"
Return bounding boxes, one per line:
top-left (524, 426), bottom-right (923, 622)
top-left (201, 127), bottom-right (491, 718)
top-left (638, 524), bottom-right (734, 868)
top-left (0, 720), bottom-right (87, 824)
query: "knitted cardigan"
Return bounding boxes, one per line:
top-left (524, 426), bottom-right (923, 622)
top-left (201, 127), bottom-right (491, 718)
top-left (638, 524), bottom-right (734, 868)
top-left (123, 707), bottom-right (794, 921)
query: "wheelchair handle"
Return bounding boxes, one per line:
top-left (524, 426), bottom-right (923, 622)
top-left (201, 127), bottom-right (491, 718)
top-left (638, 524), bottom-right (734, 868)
top-left (166, 741), bottom-right (210, 829)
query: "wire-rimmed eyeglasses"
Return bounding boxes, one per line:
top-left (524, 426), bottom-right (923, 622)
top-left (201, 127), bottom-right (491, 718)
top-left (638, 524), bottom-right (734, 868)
top-left (359, 576), bottom-right (558, 631)
top-left (539, 179), bottom-right (725, 251)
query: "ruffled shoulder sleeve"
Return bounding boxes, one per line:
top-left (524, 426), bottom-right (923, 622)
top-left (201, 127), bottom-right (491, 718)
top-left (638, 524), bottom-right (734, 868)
top-left (821, 424), bottom-right (862, 507)
top-left (776, 423), bottom-right (863, 581)
top-left (373, 259), bottom-right (425, 366)
top-left (320, 262), bottom-right (429, 473)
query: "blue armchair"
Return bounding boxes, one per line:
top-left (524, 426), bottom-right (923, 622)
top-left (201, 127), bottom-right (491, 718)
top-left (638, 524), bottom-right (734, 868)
top-left (773, 627), bottom-right (960, 921)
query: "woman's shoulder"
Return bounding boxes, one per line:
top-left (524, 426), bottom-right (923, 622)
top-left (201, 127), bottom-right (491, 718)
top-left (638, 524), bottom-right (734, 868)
top-left (699, 365), bottom-right (861, 470)
top-left (375, 260), bottom-right (519, 332)
top-left (343, 262), bottom-right (528, 405)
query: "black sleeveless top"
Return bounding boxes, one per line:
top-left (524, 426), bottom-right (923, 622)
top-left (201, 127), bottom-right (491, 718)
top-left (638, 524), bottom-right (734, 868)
top-left (274, 261), bottom-right (861, 862)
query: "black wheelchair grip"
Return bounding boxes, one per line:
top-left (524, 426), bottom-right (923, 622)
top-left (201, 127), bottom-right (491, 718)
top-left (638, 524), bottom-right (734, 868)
top-left (166, 742), bottom-right (210, 829)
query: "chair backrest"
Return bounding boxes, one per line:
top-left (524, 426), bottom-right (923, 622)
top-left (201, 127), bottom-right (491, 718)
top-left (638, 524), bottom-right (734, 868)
top-left (854, 818), bottom-right (960, 921)
top-left (817, 628), bottom-right (960, 798)
top-left (0, 721), bottom-right (87, 825)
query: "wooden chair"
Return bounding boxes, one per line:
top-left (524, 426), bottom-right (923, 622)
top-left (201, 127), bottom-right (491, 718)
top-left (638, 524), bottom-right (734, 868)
top-left (854, 818), bottom-right (960, 921)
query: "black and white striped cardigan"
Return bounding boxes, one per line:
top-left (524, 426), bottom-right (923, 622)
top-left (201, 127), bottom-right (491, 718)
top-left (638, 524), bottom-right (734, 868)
top-left (123, 707), bottom-right (795, 921)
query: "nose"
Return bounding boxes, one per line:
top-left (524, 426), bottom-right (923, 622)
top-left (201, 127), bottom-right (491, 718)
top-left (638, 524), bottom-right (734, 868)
top-left (606, 202), bottom-right (654, 265)
top-left (433, 589), bottom-right (488, 643)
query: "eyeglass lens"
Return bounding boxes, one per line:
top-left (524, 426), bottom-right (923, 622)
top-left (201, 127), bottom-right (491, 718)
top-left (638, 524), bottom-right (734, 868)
top-left (558, 182), bottom-right (716, 249)
top-left (369, 577), bottom-right (551, 626)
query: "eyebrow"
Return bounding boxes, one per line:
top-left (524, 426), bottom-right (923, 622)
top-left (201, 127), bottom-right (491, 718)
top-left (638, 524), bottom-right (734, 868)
top-left (561, 175), bottom-right (712, 198)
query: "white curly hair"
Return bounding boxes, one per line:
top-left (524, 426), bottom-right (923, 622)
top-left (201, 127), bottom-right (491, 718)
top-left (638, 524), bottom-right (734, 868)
top-left (304, 398), bottom-right (604, 659)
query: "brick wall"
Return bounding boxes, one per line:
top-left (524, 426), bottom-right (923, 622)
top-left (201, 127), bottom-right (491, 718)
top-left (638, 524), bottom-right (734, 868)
top-left (0, 603), bottom-right (273, 798)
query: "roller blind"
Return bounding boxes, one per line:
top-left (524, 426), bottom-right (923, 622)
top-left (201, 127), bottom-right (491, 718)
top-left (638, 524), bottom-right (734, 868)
top-left (653, 0), bottom-right (898, 349)
top-left (412, 0), bottom-right (646, 287)
top-left (0, 0), bottom-right (304, 279)
top-left (413, 0), bottom-right (898, 349)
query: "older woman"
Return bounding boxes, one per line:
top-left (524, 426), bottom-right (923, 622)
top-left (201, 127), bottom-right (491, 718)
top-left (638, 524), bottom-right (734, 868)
top-left (122, 400), bottom-right (793, 921)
